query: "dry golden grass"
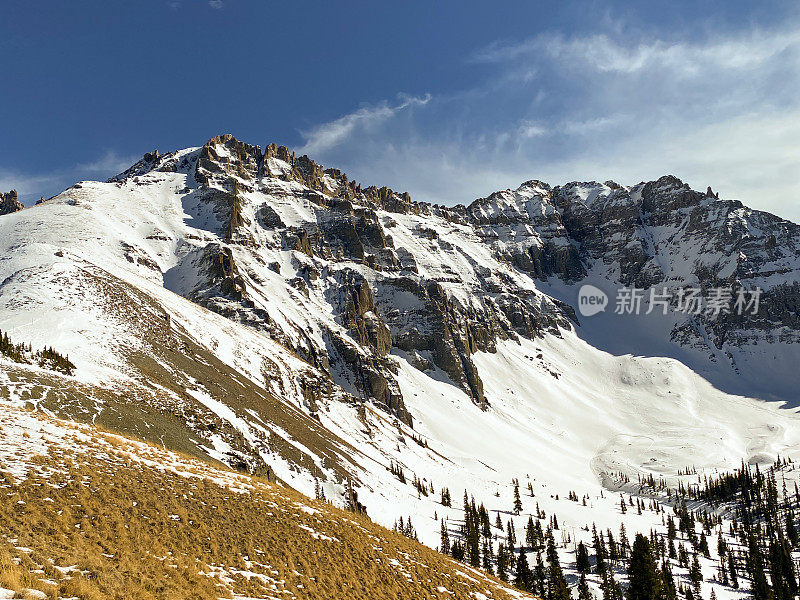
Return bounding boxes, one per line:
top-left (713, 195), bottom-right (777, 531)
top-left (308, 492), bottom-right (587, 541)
top-left (0, 409), bottom-right (534, 600)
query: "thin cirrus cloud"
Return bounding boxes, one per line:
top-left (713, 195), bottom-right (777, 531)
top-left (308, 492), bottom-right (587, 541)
top-left (298, 94), bottom-right (432, 156)
top-left (297, 22), bottom-right (800, 220)
top-left (472, 28), bottom-right (800, 74)
top-left (167, 1), bottom-right (224, 9)
top-left (1, 150), bottom-right (139, 206)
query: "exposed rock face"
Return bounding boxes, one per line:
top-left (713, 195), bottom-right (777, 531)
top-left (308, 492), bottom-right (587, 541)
top-left (0, 190), bottom-right (24, 215)
top-left (195, 134), bottom-right (261, 188)
top-left (143, 135), bottom-right (576, 421)
top-left (470, 175), bottom-right (800, 363)
top-left (111, 134), bottom-right (800, 423)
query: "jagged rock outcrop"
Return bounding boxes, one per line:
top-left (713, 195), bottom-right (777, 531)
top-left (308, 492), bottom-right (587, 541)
top-left (475, 174), bottom-right (800, 356)
top-left (0, 190), bottom-right (23, 215)
top-left (107, 134), bottom-right (800, 424)
top-left (195, 134), bottom-right (261, 188)
top-left (150, 136), bottom-right (576, 414)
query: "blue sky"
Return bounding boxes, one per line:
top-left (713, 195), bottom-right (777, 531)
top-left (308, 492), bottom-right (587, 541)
top-left (2, 0), bottom-right (799, 219)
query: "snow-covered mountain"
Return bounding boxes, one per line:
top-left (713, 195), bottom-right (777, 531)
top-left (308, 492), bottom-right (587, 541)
top-left (2, 133), bottom-right (800, 598)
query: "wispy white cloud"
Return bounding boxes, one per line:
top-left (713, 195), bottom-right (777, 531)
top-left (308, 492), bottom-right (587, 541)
top-left (473, 28), bottom-right (800, 75)
top-left (76, 150), bottom-right (138, 175)
top-left (297, 20), bottom-right (800, 220)
top-left (297, 94), bottom-right (431, 156)
top-left (167, 0), bottom-right (224, 10)
top-left (0, 150), bottom-right (138, 206)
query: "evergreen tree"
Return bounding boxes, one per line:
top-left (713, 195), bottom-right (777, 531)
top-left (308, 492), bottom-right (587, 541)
top-left (526, 515), bottom-right (536, 548)
top-left (440, 518), bottom-right (450, 555)
top-left (507, 519), bottom-right (516, 549)
top-left (769, 536), bottom-right (797, 600)
top-left (619, 524), bottom-right (630, 559)
top-left (697, 533), bottom-right (710, 558)
top-left (578, 573), bottom-right (593, 600)
top-left (602, 568), bottom-right (618, 600)
top-left (534, 552), bottom-right (547, 596)
top-left (344, 479), bottom-right (367, 515)
top-left (514, 549), bottom-right (533, 592)
top-left (514, 481), bottom-right (523, 515)
top-left (576, 540), bottom-right (591, 574)
top-left (594, 524), bottom-right (607, 575)
top-left (727, 550), bottom-right (738, 589)
top-left (482, 540), bottom-right (494, 574)
top-left (497, 543), bottom-right (509, 582)
top-left (746, 533), bottom-right (770, 600)
top-left (667, 516), bottom-right (677, 541)
top-left (546, 528), bottom-right (570, 600)
top-left (607, 530), bottom-right (619, 565)
top-left (660, 561), bottom-right (677, 600)
top-left (787, 512), bottom-right (799, 548)
top-left (689, 554), bottom-right (702, 597)
top-left (450, 540), bottom-right (465, 561)
top-left (626, 533), bottom-right (660, 600)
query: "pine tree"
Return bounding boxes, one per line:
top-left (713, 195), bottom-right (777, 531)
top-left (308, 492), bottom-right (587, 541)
top-left (619, 523), bottom-right (629, 559)
top-left (526, 515), bottom-right (536, 548)
top-left (698, 533), bottom-right (710, 558)
top-left (727, 550), bottom-right (738, 589)
top-left (627, 533), bottom-right (660, 600)
top-left (482, 540), bottom-right (493, 574)
top-left (440, 519), bottom-right (450, 555)
top-left (546, 528), bottom-right (570, 600)
top-left (507, 519), bottom-right (516, 549)
top-left (787, 512), bottom-right (799, 548)
top-left (514, 481), bottom-right (522, 515)
top-left (602, 568), bottom-right (618, 600)
top-left (578, 573), bottom-right (593, 600)
top-left (514, 549), bottom-right (532, 592)
top-left (689, 554), bottom-right (702, 597)
top-left (746, 533), bottom-right (769, 600)
top-left (534, 552), bottom-right (547, 597)
top-left (660, 560), bottom-right (677, 600)
top-left (594, 524), bottom-right (607, 575)
top-left (450, 539), bottom-right (465, 561)
top-left (497, 543), bottom-right (509, 582)
top-left (576, 540), bottom-right (591, 574)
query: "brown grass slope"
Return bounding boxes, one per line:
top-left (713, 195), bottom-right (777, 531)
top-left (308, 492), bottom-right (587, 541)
top-left (0, 405), bottom-right (534, 600)
top-left (1, 258), bottom-right (366, 486)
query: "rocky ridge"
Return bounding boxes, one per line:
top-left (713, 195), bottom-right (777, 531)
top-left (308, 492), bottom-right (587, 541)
top-left (2, 133), bottom-right (799, 485)
top-left (141, 134), bottom-right (575, 420)
top-left (100, 134), bottom-right (800, 412)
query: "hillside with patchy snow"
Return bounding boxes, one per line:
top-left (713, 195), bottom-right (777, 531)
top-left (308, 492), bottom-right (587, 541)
top-left (1, 133), bottom-right (800, 598)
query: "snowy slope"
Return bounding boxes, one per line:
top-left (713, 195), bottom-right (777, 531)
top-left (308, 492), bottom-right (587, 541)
top-left (1, 134), bottom-right (799, 598)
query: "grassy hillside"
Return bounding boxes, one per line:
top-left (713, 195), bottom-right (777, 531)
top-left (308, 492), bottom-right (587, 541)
top-left (0, 403), bottom-right (533, 600)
